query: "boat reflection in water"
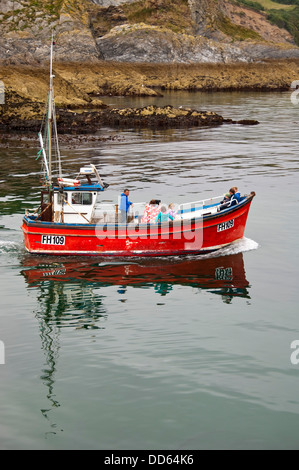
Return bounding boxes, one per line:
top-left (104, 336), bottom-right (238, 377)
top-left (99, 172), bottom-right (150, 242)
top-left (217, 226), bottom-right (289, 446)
top-left (20, 251), bottom-right (251, 434)
top-left (22, 251), bottom-right (251, 312)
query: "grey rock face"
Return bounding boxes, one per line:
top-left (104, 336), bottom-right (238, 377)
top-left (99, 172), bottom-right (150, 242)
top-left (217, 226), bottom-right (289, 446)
top-left (0, 0), bottom-right (299, 64)
top-left (0, 1), bottom-right (100, 64)
top-left (0, 1), bottom-right (24, 14)
top-left (241, 43), bottom-right (299, 60)
top-left (96, 25), bottom-right (250, 63)
top-left (97, 21), bottom-right (299, 64)
top-left (188, 0), bottom-right (226, 38)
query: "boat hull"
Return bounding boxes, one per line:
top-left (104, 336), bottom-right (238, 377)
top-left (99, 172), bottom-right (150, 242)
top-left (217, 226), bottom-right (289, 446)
top-left (22, 194), bottom-right (255, 257)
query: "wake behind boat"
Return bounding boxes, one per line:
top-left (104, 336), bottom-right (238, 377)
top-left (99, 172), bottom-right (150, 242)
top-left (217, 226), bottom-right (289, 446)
top-left (21, 37), bottom-right (255, 258)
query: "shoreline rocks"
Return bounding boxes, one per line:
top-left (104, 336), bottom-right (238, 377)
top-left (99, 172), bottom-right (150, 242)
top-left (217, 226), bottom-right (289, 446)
top-left (2, 59), bottom-right (297, 133)
top-left (1, 60), bottom-right (299, 104)
top-left (0, 103), bottom-right (259, 134)
top-left (102, 105), bottom-right (226, 128)
top-left (0, 131), bottom-right (125, 149)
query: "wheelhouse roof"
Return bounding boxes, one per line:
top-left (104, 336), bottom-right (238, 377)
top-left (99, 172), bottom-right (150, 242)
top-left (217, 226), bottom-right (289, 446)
top-left (53, 184), bottom-right (104, 192)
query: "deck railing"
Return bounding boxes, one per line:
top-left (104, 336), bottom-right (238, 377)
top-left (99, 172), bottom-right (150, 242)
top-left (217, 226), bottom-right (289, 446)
top-left (94, 196), bottom-right (224, 223)
top-left (178, 195), bottom-right (223, 214)
top-left (94, 202), bottom-right (147, 223)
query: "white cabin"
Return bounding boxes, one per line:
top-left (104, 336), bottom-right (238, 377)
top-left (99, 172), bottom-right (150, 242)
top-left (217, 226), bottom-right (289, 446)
top-left (52, 165), bottom-right (106, 224)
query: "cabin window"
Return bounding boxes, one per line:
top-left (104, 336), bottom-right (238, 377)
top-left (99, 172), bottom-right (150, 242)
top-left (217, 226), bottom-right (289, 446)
top-left (71, 192), bottom-right (93, 206)
top-left (42, 192), bottom-right (51, 204)
top-left (82, 193), bottom-right (93, 205)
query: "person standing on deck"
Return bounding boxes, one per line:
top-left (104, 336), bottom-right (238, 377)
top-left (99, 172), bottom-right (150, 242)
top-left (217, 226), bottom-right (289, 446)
top-left (120, 189), bottom-right (133, 223)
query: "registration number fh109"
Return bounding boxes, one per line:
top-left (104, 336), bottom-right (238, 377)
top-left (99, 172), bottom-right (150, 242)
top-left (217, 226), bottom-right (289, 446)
top-left (217, 219), bottom-right (234, 232)
top-left (41, 235), bottom-right (65, 245)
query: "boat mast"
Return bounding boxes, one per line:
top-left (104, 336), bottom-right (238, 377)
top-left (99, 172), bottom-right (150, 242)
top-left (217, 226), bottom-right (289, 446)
top-left (47, 32), bottom-right (55, 188)
top-left (37, 32), bottom-right (62, 192)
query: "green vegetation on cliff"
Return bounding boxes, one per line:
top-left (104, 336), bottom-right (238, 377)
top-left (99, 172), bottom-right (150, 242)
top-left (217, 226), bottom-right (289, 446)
top-left (236, 0), bottom-right (299, 45)
top-left (123, 0), bottom-right (194, 34)
top-left (217, 14), bottom-right (263, 40)
top-left (267, 7), bottom-right (299, 44)
top-left (90, 0), bottom-right (195, 37)
top-left (236, 0), bottom-right (265, 11)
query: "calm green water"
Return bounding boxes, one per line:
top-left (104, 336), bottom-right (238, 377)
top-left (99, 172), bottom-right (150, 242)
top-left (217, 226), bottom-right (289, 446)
top-left (0, 91), bottom-right (299, 450)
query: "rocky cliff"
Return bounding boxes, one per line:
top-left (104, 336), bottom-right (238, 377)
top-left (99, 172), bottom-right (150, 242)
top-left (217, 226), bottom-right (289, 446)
top-left (0, 0), bottom-right (299, 65)
top-left (1, 0), bottom-right (299, 130)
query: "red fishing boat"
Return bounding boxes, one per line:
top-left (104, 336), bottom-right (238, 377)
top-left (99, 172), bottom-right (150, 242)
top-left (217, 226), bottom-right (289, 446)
top-left (21, 38), bottom-right (255, 257)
